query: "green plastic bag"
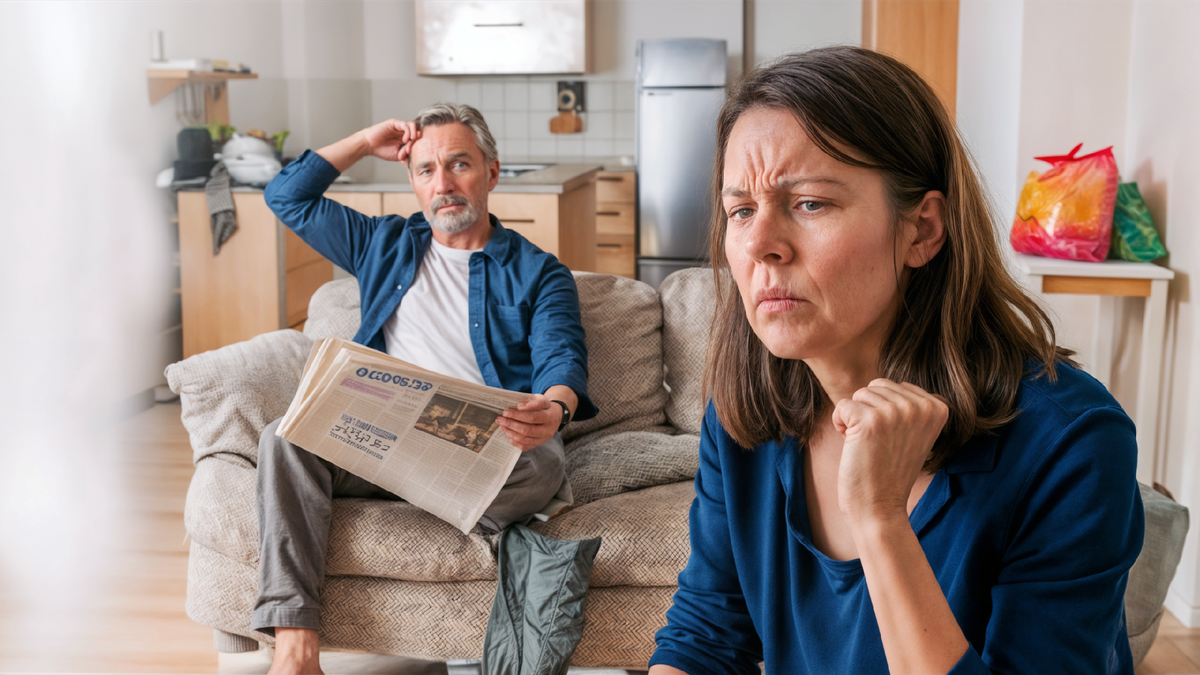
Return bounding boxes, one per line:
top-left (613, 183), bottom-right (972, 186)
top-left (1109, 182), bottom-right (1167, 262)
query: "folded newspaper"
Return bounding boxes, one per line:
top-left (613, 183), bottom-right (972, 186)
top-left (278, 338), bottom-right (533, 534)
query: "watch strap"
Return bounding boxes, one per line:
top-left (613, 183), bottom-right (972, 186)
top-left (551, 399), bottom-right (571, 432)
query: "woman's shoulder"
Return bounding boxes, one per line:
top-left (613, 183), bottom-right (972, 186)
top-left (989, 360), bottom-right (1136, 476)
top-left (1015, 360), bottom-right (1127, 426)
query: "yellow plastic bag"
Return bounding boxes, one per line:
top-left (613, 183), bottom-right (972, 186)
top-left (1011, 144), bottom-right (1118, 262)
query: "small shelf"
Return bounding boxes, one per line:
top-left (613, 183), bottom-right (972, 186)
top-left (147, 69), bottom-right (258, 106)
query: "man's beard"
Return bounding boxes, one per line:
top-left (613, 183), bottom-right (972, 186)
top-left (427, 194), bottom-right (482, 234)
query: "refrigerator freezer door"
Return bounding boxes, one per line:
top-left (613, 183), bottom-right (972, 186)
top-left (637, 87), bottom-right (724, 260)
top-left (637, 39), bottom-right (727, 88)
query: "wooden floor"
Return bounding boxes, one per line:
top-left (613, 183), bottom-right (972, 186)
top-left (0, 400), bottom-right (1196, 673)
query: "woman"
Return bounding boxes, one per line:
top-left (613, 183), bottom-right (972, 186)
top-left (649, 47), bottom-right (1143, 674)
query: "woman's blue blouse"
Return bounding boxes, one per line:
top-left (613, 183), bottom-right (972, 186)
top-left (651, 364), bottom-right (1144, 674)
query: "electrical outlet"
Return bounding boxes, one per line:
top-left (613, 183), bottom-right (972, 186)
top-left (557, 81), bottom-right (586, 113)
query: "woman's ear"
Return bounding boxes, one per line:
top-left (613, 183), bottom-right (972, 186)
top-left (905, 190), bottom-right (947, 268)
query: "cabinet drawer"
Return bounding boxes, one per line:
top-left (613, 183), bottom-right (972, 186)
top-left (383, 192), bottom-right (423, 218)
top-left (596, 234), bottom-right (635, 278)
top-left (596, 171), bottom-right (635, 203)
top-left (596, 201), bottom-right (635, 236)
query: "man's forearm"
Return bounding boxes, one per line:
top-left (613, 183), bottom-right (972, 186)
top-left (316, 131), bottom-right (372, 173)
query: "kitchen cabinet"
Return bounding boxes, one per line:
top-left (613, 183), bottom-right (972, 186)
top-left (594, 171), bottom-right (636, 278)
top-left (415, 0), bottom-right (588, 75)
top-left (178, 191), bottom-right (337, 358)
top-left (381, 180), bottom-right (597, 273)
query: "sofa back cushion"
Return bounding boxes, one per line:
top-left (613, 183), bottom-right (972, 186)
top-left (563, 273), bottom-right (667, 441)
top-left (659, 268), bottom-right (717, 435)
top-left (304, 277), bottom-right (361, 341)
top-left (166, 329), bottom-right (314, 465)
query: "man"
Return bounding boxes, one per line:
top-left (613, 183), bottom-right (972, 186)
top-left (255, 104), bottom-right (597, 675)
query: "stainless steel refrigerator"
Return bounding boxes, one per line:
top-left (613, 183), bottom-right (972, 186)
top-left (636, 38), bottom-right (727, 289)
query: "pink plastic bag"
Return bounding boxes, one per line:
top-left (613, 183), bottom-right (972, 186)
top-left (1010, 144), bottom-right (1118, 262)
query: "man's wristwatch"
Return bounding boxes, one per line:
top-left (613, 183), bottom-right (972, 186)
top-left (551, 400), bottom-right (572, 432)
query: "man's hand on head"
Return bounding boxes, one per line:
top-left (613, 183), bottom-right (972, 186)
top-left (362, 119), bottom-right (421, 163)
top-left (316, 118), bottom-right (421, 173)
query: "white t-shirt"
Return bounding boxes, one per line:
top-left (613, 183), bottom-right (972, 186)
top-left (382, 239), bottom-right (486, 386)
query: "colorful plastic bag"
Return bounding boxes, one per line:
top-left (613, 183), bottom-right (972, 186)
top-left (1110, 182), bottom-right (1167, 262)
top-left (1011, 143), bottom-right (1119, 262)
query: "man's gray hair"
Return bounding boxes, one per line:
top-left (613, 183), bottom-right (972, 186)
top-left (412, 103), bottom-right (499, 165)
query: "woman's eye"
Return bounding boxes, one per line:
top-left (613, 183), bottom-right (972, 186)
top-left (799, 201), bottom-right (824, 213)
top-left (729, 207), bottom-right (754, 220)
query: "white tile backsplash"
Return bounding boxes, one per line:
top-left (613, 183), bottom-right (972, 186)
top-left (615, 81), bottom-right (636, 111)
top-left (456, 81), bottom-right (482, 109)
top-left (504, 139), bottom-right (530, 157)
top-left (482, 82), bottom-right (505, 110)
top-left (504, 112), bottom-right (530, 140)
top-left (584, 139), bottom-right (615, 157)
top-left (529, 139), bottom-right (557, 156)
top-left (556, 136), bottom-right (584, 156)
top-left (615, 111), bottom-right (635, 140)
top-left (614, 140), bottom-right (635, 157)
top-left (529, 112), bottom-right (557, 140)
top-left (504, 81), bottom-right (529, 111)
top-left (529, 81), bottom-right (556, 112)
top-left (481, 110), bottom-right (505, 141)
top-left (587, 81), bottom-right (614, 111)
top-left (584, 112), bottom-right (614, 139)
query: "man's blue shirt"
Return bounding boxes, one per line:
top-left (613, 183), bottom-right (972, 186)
top-left (651, 363), bottom-right (1144, 674)
top-left (264, 150), bottom-right (597, 421)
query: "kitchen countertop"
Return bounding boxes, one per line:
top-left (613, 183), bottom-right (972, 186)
top-left (176, 158), bottom-right (632, 194)
top-left (331, 162), bottom-right (603, 195)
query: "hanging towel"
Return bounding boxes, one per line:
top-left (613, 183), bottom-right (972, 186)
top-left (206, 162), bottom-right (237, 254)
top-left (481, 524), bottom-right (602, 675)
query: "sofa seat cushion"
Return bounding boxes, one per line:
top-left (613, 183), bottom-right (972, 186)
top-left (565, 430), bottom-right (700, 505)
top-left (189, 541), bottom-right (673, 669)
top-left (167, 328), bottom-right (314, 465)
top-left (532, 480), bottom-right (694, 588)
top-left (185, 456), bottom-right (498, 582)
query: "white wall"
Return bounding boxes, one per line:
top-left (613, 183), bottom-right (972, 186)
top-left (1121, 0), bottom-right (1200, 627)
top-left (750, 0), bottom-right (861, 65)
top-left (959, 0), bottom-right (1200, 627)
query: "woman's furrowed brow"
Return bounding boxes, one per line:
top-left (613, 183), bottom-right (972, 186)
top-left (721, 176), bottom-right (848, 198)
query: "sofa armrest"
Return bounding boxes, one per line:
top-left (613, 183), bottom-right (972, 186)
top-left (1126, 482), bottom-right (1190, 665)
top-left (165, 329), bottom-right (314, 466)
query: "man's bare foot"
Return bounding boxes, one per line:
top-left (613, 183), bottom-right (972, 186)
top-left (268, 627), bottom-right (323, 675)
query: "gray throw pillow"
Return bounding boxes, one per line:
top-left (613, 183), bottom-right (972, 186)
top-left (565, 430), bottom-right (700, 506)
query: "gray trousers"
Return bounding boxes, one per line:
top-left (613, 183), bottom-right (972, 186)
top-left (251, 417), bottom-right (566, 634)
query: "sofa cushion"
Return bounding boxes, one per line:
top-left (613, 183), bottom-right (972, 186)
top-left (166, 329), bottom-right (313, 465)
top-left (565, 430), bottom-right (700, 506)
top-left (303, 277), bottom-right (361, 341)
top-left (184, 454), bottom-right (499, 582)
top-left (532, 480), bottom-right (694, 588)
top-left (659, 268), bottom-right (718, 435)
top-left (563, 273), bottom-right (668, 441)
top-left (1126, 482), bottom-right (1190, 666)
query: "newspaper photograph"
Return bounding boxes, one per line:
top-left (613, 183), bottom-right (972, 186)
top-left (277, 338), bottom-right (532, 533)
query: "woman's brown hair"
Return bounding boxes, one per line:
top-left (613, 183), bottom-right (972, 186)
top-left (704, 46), bottom-right (1074, 470)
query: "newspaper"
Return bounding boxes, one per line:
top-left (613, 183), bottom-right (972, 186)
top-left (277, 338), bottom-right (532, 534)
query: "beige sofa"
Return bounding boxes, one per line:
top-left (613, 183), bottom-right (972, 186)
top-left (167, 269), bottom-right (1185, 669)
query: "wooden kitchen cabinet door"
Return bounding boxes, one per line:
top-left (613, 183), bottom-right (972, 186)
top-left (863, 0), bottom-right (959, 118)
